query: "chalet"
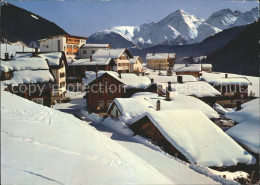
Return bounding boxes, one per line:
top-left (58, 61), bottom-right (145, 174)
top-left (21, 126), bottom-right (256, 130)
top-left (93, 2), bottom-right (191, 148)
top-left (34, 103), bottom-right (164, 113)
top-left (83, 71), bottom-right (154, 113)
top-left (15, 51), bottom-right (68, 102)
top-left (173, 64), bottom-right (202, 77)
top-left (129, 56), bottom-right (144, 73)
top-left (38, 34), bottom-right (87, 61)
top-left (146, 53), bottom-right (176, 71)
top-left (83, 71), bottom-right (124, 113)
top-left (201, 72), bottom-right (253, 107)
top-left (201, 64), bottom-right (212, 72)
top-left (0, 57), bottom-right (55, 107)
top-left (93, 49), bottom-right (134, 73)
top-left (129, 109), bottom-right (255, 167)
top-left (78, 43), bottom-right (111, 58)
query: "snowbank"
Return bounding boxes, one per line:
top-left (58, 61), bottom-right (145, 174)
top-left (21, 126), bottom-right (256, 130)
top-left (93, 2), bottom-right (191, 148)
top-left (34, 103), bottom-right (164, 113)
top-left (225, 98), bottom-right (260, 153)
top-left (39, 52), bottom-right (62, 66)
top-left (1, 91), bottom-right (174, 184)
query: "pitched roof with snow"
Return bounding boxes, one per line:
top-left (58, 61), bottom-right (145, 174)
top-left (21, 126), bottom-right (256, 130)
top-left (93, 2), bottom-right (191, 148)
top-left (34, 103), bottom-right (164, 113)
top-left (92, 48), bottom-right (133, 59)
top-left (108, 97), bottom-right (155, 122)
top-left (201, 72), bottom-right (252, 85)
top-left (83, 71), bottom-right (123, 85)
top-left (159, 81), bottom-right (221, 98)
top-left (151, 75), bottom-right (197, 83)
top-left (130, 109), bottom-right (256, 167)
top-left (3, 70), bottom-right (54, 86)
top-left (130, 56), bottom-right (141, 64)
top-left (202, 64), bottom-right (212, 68)
top-left (146, 53), bottom-right (176, 60)
top-left (81, 44), bottom-right (110, 48)
top-left (39, 52), bottom-right (63, 66)
top-left (173, 64), bottom-right (201, 72)
top-left (70, 58), bottom-right (114, 66)
top-left (132, 92), bottom-right (219, 119)
top-left (0, 58), bottom-right (49, 72)
top-left (225, 98), bottom-right (260, 153)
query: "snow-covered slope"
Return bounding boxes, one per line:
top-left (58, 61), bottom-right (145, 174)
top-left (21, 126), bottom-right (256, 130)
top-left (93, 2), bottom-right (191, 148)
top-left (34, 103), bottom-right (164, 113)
top-left (206, 9), bottom-right (240, 30)
top-left (1, 91), bottom-right (176, 184)
top-left (89, 8), bottom-right (257, 48)
top-left (225, 98), bottom-right (260, 154)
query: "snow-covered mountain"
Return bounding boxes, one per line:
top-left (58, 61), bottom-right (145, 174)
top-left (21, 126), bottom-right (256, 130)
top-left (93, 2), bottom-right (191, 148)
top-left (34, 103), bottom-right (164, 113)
top-left (88, 8), bottom-right (258, 48)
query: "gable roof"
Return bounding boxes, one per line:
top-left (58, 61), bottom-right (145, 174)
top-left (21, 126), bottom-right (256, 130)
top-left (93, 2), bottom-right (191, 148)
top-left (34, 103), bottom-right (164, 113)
top-left (83, 71), bottom-right (123, 86)
top-left (70, 58), bottom-right (115, 66)
top-left (201, 73), bottom-right (252, 85)
top-left (121, 73), bottom-right (151, 89)
top-left (130, 109), bottom-right (255, 167)
top-left (173, 64), bottom-right (201, 72)
top-left (130, 56), bottom-right (143, 64)
top-left (146, 53), bottom-right (176, 60)
top-left (92, 48), bottom-right (133, 59)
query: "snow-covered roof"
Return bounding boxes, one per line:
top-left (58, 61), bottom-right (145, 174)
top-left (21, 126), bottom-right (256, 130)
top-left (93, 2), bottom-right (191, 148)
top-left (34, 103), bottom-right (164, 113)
top-left (202, 64), bottom-right (212, 68)
top-left (81, 44), bottom-right (110, 48)
top-left (225, 98), bottom-right (260, 153)
top-left (146, 53), bottom-right (176, 60)
top-left (109, 97), bottom-right (155, 122)
top-left (159, 81), bottom-right (221, 98)
top-left (39, 52), bottom-right (62, 66)
top-left (0, 43), bottom-right (34, 59)
top-left (83, 71), bottom-right (123, 85)
top-left (132, 92), bottom-right (219, 119)
top-left (1, 91), bottom-right (176, 184)
top-left (173, 64), bottom-right (202, 72)
top-left (121, 73), bottom-right (151, 89)
top-left (70, 58), bottom-right (113, 66)
top-left (130, 109), bottom-right (256, 167)
top-left (201, 72), bottom-right (251, 85)
top-left (83, 71), bottom-right (151, 89)
top-left (3, 70), bottom-right (54, 86)
top-left (129, 56), bottom-right (141, 64)
top-left (92, 48), bottom-right (130, 59)
top-left (151, 75), bottom-right (197, 83)
top-left (0, 58), bottom-right (49, 72)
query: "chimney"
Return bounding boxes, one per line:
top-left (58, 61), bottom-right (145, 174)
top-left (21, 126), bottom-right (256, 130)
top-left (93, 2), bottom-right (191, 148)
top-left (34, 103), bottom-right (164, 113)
top-left (109, 52), bottom-right (110, 58)
top-left (142, 72), bottom-right (145, 76)
top-left (156, 100), bottom-right (161, 111)
top-left (185, 63), bottom-right (188, 67)
top-left (225, 74), bottom-right (228, 78)
top-left (168, 81), bottom-right (172, 91)
top-left (150, 78), bottom-right (154, 83)
top-left (166, 89), bottom-right (170, 101)
top-left (236, 101), bottom-right (242, 111)
top-left (95, 64), bottom-right (98, 80)
top-left (118, 71), bottom-right (122, 79)
top-left (177, 75), bottom-right (183, 83)
top-left (90, 55), bottom-right (93, 62)
top-left (152, 52), bottom-right (155, 56)
top-left (35, 47), bottom-right (39, 55)
top-left (4, 53), bottom-right (9, 61)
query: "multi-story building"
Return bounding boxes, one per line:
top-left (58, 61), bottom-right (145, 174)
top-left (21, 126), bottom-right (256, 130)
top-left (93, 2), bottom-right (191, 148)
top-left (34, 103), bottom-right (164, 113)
top-left (78, 44), bottom-right (110, 58)
top-left (92, 48), bottom-right (133, 73)
top-left (146, 53), bottom-right (176, 70)
top-left (38, 34), bottom-right (87, 60)
top-left (130, 56), bottom-right (144, 73)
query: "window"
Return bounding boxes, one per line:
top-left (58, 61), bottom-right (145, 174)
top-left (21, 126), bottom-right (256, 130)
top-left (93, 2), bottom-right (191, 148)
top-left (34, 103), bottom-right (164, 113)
top-left (107, 100), bottom-right (112, 108)
top-left (91, 50), bottom-right (95, 54)
top-left (60, 82), bottom-right (66, 88)
top-left (43, 45), bottom-right (45, 47)
top-left (32, 98), bottom-right (44, 105)
top-left (60, 72), bottom-right (65, 78)
top-left (46, 45), bottom-right (49, 48)
top-left (83, 50), bottom-right (87, 54)
top-left (98, 101), bottom-right (104, 109)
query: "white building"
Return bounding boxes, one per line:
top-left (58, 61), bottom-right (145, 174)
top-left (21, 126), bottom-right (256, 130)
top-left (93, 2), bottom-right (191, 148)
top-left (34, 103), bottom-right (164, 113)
top-left (38, 34), bottom-right (87, 61)
top-left (78, 44), bottom-right (110, 59)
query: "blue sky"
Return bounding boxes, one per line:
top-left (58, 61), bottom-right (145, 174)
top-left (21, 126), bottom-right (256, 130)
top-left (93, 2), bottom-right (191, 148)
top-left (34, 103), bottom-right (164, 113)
top-left (8, 0), bottom-right (259, 36)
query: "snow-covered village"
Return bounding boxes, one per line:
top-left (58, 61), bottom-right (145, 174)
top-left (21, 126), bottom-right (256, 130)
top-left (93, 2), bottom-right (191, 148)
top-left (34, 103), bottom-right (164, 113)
top-left (0, 0), bottom-right (259, 184)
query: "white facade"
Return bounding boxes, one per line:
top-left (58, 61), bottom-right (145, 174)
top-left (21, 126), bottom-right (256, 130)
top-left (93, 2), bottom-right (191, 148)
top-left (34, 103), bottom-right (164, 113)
top-left (78, 44), bottom-right (110, 59)
top-left (38, 35), bottom-right (87, 61)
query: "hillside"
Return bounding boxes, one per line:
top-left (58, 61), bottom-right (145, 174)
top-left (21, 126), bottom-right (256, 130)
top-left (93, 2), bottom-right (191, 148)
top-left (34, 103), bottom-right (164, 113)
top-left (1, 2), bottom-right (67, 45)
top-left (205, 20), bottom-right (259, 76)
